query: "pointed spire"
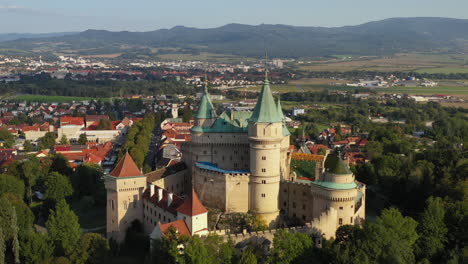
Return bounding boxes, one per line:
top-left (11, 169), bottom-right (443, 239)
top-left (276, 96), bottom-right (284, 120)
top-left (264, 50), bottom-right (269, 82)
top-left (109, 152), bottom-right (142, 177)
top-left (195, 73), bottom-right (215, 120)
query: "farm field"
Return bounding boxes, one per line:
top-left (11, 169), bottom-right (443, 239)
top-left (296, 53), bottom-right (468, 73)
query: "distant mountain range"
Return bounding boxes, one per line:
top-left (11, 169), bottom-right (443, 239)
top-left (1, 17), bottom-right (468, 58)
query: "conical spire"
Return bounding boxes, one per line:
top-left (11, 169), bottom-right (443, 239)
top-left (276, 96), bottom-right (284, 120)
top-left (195, 74), bottom-right (215, 119)
top-left (249, 55), bottom-right (282, 123)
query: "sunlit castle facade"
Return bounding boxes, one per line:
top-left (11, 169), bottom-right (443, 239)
top-left (105, 72), bottom-right (366, 242)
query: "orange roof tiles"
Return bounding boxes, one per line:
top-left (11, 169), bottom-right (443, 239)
top-left (60, 116), bottom-right (85, 126)
top-left (176, 189), bottom-right (208, 217)
top-left (158, 219), bottom-right (191, 237)
top-left (109, 152), bottom-right (142, 177)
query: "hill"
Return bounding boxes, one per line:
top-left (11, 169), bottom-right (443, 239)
top-left (1, 17), bottom-right (468, 58)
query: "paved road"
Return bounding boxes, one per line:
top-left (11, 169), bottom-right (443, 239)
top-left (144, 122), bottom-right (161, 171)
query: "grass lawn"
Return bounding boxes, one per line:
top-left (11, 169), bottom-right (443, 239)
top-left (12, 95), bottom-right (108, 103)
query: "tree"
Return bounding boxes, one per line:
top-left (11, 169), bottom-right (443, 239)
top-left (0, 129), bottom-right (14, 148)
top-left (203, 234), bottom-right (236, 264)
top-left (0, 193), bottom-right (34, 237)
top-left (269, 229), bottom-right (313, 264)
top-left (415, 197), bottom-right (448, 260)
top-left (96, 119), bottom-right (111, 130)
top-left (0, 227), bottom-right (4, 264)
top-left (44, 172), bottom-right (73, 204)
top-left (78, 133), bottom-right (88, 145)
top-left (23, 140), bottom-right (33, 152)
top-left (0, 174), bottom-right (25, 200)
top-left (365, 141), bottom-right (383, 159)
top-left (364, 208), bottom-right (419, 264)
top-left (237, 249), bottom-right (257, 264)
top-left (182, 108), bottom-right (193, 122)
top-left (184, 235), bottom-right (212, 264)
top-left (38, 132), bottom-right (57, 150)
top-left (59, 135), bottom-right (69, 145)
top-left (72, 164), bottom-right (105, 203)
top-left (20, 159), bottom-right (41, 204)
top-left (70, 233), bottom-right (110, 264)
top-left (0, 197), bottom-right (20, 263)
top-left (46, 200), bottom-right (81, 256)
top-left (151, 226), bottom-right (188, 264)
top-left (20, 232), bottom-right (54, 264)
top-left (50, 154), bottom-right (72, 176)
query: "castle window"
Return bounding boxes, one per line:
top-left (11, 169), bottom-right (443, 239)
top-left (339, 206), bottom-right (343, 210)
top-left (222, 156), bottom-right (225, 161)
top-left (293, 202), bottom-right (296, 208)
top-left (234, 163), bottom-right (238, 168)
top-left (302, 192), bottom-right (306, 196)
top-left (203, 150), bottom-right (207, 154)
top-left (230, 156), bottom-right (232, 161)
top-left (123, 201), bottom-right (128, 210)
top-left (261, 193), bottom-right (266, 198)
top-left (350, 217), bottom-right (353, 224)
top-left (302, 215), bottom-right (306, 221)
top-left (339, 218), bottom-right (343, 225)
top-left (263, 128), bottom-right (266, 135)
top-left (262, 180), bottom-right (266, 184)
top-left (204, 177), bottom-right (207, 182)
top-left (284, 189), bottom-right (287, 193)
top-left (214, 150), bottom-right (217, 154)
top-left (234, 150), bottom-right (238, 154)
top-left (351, 205), bottom-right (353, 208)
top-left (302, 204), bottom-right (306, 210)
top-left (111, 200), bottom-right (114, 211)
top-left (261, 168), bottom-right (266, 172)
top-left (283, 202), bottom-right (287, 206)
top-left (262, 156), bottom-right (266, 160)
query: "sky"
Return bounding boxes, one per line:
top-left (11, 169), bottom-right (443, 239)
top-left (0, 0), bottom-right (467, 33)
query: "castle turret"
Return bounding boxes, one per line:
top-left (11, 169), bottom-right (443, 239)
top-left (193, 80), bottom-right (216, 128)
top-left (105, 152), bottom-right (147, 242)
top-left (248, 73), bottom-right (284, 227)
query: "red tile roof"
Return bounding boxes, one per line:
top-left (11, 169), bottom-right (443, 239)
top-left (176, 189), bottom-right (208, 217)
top-left (158, 219), bottom-right (191, 237)
top-left (60, 116), bottom-right (85, 126)
top-left (109, 152), bottom-right (142, 177)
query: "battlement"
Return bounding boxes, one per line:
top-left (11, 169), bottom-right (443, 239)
top-left (203, 207), bottom-right (337, 244)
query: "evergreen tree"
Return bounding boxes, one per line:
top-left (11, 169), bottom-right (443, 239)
top-left (237, 249), bottom-right (257, 264)
top-left (184, 235), bottom-right (212, 264)
top-left (70, 233), bottom-right (110, 264)
top-left (415, 197), bottom-right (448, 261)
top-left (59, 135), bottom-right (69, 145)
top-left (0, 227), bottom-right (4, 264)
top-left (78, 134), bottom-right (88, 145)
top-left (20, 232), bottom-right (54, 264)
top-left (11, 210), bottom-right (19, 264)
top-left (46, 200), bottom-right (81, 256)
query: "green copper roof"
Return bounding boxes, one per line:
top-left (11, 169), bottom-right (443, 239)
top-left (324, 154), bottom-right (352, 174)
top-left (282, 124), bottom-right (290, 136)
top-left (195, 85), bottom-right (215, 119)
top-left (277, 97), bottom-right (284, 120)
top-left (311, 180), bottom-right (357, 190)
top-left (192, 109), bottom-right (252, 133)
top-left (249, 80), bottom-right (283, 123)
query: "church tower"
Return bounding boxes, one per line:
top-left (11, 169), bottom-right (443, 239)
top-left (105, 152), bottom-right (147, 242)
top-left (248, 71), bottom-right (284, 227)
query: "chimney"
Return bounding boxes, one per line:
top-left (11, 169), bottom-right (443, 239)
top-left (150, 184), bottom-right (155, 197)
top-left (167, 192), bottom-right (173, 206)
top-left (158, 188), bottom-right (163, 202)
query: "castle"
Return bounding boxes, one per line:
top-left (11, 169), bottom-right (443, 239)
top-left (105, 74), bottom-right (366, 243)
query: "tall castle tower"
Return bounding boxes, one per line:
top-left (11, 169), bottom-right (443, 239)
top-left (247, 74), bottom-right (284, 227)
top-left (105, 152), bottom-right (147, 242)
top-left (194, 80), bottom-right (216, 128)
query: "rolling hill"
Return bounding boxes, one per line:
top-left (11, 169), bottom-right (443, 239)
top-left (1, 17), bottom-right (468, 58)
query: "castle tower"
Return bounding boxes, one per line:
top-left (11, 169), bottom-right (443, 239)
top-left (247, 74), bottom-right (284, 227)
top-left (311, 153), bottom-right (366, 230)
top-left (105, 152), bottom-right (147, 242)
top-left (194, 79), bottom-right (216, 128)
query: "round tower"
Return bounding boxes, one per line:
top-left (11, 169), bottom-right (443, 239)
top-left (248, 76), bottom-right (284, 227)
top-left (311, 153), bottom-right (364, 228)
